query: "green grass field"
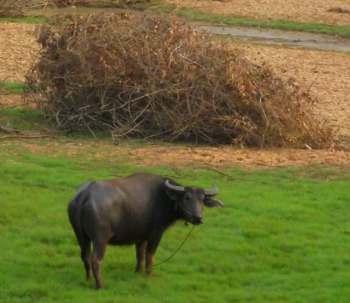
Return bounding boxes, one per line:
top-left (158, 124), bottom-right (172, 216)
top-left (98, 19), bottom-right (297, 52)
top-left (0, 15), bottom-right (47, 24)
top-left (1, 140), bottom-right (350, 302)
top-left (1, 2), bottom-right (350, 300)
top-left (0, 107), bottom-right (49, 132)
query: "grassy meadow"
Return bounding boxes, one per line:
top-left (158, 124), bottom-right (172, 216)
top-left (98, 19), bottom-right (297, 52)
top-left (1, 1), bottom-right (350, 301)
top-left (1, 137), bottom-right (350, 302)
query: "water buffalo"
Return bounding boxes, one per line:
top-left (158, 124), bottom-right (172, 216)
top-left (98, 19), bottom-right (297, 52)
top-left (68, 173), bottom-right (223, 289)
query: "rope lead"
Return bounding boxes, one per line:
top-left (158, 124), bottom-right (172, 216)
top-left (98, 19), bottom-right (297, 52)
top-left (153, 225), bottom-right (195, 267)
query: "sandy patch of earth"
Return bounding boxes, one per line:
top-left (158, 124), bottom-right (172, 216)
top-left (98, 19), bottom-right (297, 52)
top-left (200, 25), bottom-right (350, 52)
top-left (168, 0), bottom-right (350, 26)
top-left (233, 42), bottom-right (350, 141)
top-left (0, 23), bottom-right (39, 82)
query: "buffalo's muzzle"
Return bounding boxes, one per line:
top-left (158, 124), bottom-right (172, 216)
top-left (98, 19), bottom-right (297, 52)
top-left (192, 216), bottom-right (203, 225)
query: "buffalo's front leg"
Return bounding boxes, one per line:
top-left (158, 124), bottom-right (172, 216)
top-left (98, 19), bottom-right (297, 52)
top-left (145, 252), bottom-right (154, 275)
top-left (146, 233), bottom-right (162, 275)
top-left (135, 241), bottom-right (147, 273)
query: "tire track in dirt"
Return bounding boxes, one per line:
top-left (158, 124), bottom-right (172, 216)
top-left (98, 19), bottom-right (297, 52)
top-left (199, 25), bottom-right (350, 53)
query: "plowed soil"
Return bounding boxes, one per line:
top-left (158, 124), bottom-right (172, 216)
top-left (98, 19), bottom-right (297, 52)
top-left (0, 23), bottom-right (39, 82)
top-left (235, 42), bottom-right (350, 141)
top-left (168, 0), bottom-right (350, 26)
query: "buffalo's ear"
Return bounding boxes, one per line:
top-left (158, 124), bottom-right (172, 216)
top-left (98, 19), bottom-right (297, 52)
top-left (204, 197), bottom-right (224, 208)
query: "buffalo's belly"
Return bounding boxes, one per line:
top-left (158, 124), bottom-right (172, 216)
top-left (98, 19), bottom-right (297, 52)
top-left (108, 223), bottom-right (149, 246)
top-left (108, 237), bottom-right (138, 246)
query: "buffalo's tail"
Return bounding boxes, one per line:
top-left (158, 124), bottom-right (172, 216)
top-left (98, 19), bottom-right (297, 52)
top-left (67, 182), bottom-right (93, 247)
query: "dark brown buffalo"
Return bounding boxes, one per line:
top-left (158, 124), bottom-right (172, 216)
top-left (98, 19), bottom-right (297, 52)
top-left (68, 173), bottom-right (223, 289)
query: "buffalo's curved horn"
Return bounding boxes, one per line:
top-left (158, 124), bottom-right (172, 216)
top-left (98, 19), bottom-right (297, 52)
top-left (204, 186), bottom-right (218, 196)
top-left (164, 180), bottom-right (185, 192)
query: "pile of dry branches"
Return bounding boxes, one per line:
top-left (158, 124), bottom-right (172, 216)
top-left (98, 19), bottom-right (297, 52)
top-left (27, 12), bottom-right (333, 147)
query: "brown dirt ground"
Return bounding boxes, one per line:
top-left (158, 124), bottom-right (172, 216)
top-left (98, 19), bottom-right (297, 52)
top-left (0, 94), bottom-right (30, 106)
top-left (233, 42), bottom-right (350, 141)
top-left (0, 23), bottom-right (39, 82)
top-left (130, 145), bottom-right (350, 168)
top-left (3, 139), bottom-right (349, 168)
top-left (168, 0), bottom-right (350, 26)
top-left (1, 22), bottom-right (350, 167)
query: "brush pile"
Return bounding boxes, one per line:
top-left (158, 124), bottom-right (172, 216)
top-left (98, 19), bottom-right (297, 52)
top-left (27, 12), bottom-right (333, 147)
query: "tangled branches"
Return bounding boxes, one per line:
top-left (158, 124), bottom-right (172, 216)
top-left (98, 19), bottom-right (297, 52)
top-left (27, 12), bottom-right (333, 147)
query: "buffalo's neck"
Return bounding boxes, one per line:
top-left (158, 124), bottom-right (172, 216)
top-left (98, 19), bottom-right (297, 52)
top-left (153, 194), bottom-right (182, 231)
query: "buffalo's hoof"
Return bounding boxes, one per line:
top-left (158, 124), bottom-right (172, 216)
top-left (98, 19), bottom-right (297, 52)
top-left (95, 283), bottom-right (102, 290)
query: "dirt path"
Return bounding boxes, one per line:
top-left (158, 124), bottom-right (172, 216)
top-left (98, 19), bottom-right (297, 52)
top-left (199, 25), bottom-right (350, 52)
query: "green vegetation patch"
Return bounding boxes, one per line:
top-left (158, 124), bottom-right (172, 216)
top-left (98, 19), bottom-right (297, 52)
top-left (0, 107), bottom-right (46, 131)
top-left (0, 81), bottom-right (28, 94)
top-left (0, 15), bottom-right (48, 24)
top-left (1, 147), bottom-right (350, 303)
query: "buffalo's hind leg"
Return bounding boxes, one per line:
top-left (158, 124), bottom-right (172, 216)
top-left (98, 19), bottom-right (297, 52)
top-left (135, 241), bottom-right (147, 273)
top-left (79, 235), bottom-right (92, 281)
top-left (91, 240), bottom-right (107, 289)
top-left (68, 206), bottom-right (92, 281)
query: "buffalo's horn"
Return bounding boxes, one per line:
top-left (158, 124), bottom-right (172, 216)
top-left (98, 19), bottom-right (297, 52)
top-left (164, 180), bottom-right (185, 192)
top-left (204, 185), bottom-right (218, 196)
